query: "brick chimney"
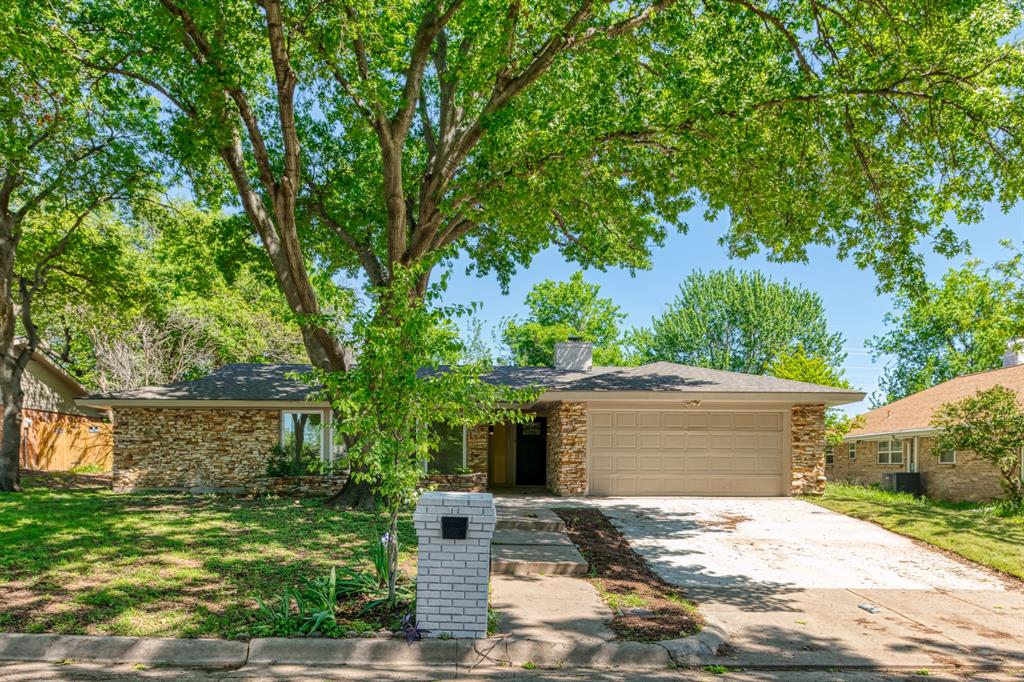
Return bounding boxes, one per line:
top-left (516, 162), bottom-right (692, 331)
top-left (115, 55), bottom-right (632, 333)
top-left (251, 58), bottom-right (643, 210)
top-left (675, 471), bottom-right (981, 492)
top-left (1003, 338), bottom-right (1024, 368)
top-left (554, 337), bottom-right (593, 371)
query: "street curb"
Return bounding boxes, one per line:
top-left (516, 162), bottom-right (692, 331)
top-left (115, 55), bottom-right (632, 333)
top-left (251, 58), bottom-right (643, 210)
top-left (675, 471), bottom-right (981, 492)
top-left (0, 633), bottom-right (247, 668)
top-left (0, 628), bottom-right (715, 671)
top-left (659, 616), bottom-right (729, 665)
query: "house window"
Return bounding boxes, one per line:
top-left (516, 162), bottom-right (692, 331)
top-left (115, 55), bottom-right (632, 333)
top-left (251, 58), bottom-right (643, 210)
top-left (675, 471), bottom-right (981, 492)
top-left (825, 446), bottom-right (834, 465)
top-left (848, 442), bottom-right (857, 460)
top-left (280, 410), bottom-right (328, 462)
top-left (938, 449), bottom-right (956, 464)
top-left (428, 424), bottom-right (466, 474)
top-left (877, 438), bottom-right (903, 465)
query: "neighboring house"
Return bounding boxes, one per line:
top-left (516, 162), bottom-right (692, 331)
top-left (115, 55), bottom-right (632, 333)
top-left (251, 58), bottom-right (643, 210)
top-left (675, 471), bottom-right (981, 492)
top-left (830, 342), bottom-right (1024, 502)
top-left (9, 340), bottom-right (112, 472)
top-left (78, 341), bottom-right (863, 496)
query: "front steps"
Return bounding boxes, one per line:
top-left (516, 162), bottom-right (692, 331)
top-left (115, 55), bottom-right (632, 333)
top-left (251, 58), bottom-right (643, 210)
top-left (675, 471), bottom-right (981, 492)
top-left (490, 504), bottom-right (589, 576)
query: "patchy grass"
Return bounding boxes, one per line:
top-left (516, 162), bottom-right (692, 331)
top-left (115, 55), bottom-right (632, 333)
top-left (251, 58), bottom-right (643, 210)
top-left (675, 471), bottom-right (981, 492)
top-left (806, 482), bottom-right (1024, 579)
top-left (555, 508), bottom-right (702, 642)
top-left (0, 474), bottom-right (415, 639)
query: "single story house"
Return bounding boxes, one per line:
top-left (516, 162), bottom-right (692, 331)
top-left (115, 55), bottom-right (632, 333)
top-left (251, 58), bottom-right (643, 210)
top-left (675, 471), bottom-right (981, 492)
top-left (829, 341), bottom-right (1024, 502)
top-left (78, 341), bottom-right (863, 496)
top-left (9, 340), bottom-right (111, 472)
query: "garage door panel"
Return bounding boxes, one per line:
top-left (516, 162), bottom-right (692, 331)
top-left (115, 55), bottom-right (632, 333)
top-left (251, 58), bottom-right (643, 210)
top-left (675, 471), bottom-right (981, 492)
top-left (589, 409), bottom-right (787, 496)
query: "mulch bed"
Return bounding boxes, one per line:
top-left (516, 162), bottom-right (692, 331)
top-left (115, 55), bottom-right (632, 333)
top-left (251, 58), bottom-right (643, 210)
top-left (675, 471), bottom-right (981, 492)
top-left (555, 508), bottom-right (703, 642)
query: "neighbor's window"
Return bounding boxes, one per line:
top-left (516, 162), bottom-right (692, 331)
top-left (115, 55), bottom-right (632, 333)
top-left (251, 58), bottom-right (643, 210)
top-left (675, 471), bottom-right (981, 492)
top-left (825, 446), bottom-right (834, 465)
top-left (848, 442), bottom-right (857, 460)
top-left (938, 449), bottom-right (956, 464)
top-left (281, 410), bottom-right (328, 461)
top-left (428, 423), bottom-right (466, 474)
top-left (877, 438), bottom-right (903, 464)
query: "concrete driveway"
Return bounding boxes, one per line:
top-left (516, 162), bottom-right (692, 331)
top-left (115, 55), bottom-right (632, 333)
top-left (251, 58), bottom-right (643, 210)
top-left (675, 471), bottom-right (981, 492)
top-left (581, 497), bottom-right (1024, 670)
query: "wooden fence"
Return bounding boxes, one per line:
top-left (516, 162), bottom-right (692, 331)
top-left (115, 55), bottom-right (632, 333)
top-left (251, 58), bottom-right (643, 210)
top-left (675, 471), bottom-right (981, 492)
top-left (18, 409), bottom-right (113, 472)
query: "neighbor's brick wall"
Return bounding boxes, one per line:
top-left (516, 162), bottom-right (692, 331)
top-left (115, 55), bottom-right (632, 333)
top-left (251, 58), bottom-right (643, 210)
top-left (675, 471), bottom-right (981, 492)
top-left (546, 401), bottom-right (588, 496)
top-left (466, 425), bottom-right (489, 474)
top-left (112, 407), bottom-right (282, 492)
top-left (917, 437), bottom-right (1006, 502)
top-left (790, 404), bottom-right (826, 495)
top-left (826, 440), bottom-right (904, 487)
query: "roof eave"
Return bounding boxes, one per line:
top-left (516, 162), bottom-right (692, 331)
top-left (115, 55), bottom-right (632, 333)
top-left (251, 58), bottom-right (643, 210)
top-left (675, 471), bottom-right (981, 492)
top-left (844, 427), bottom-right (937, 440)
top-left (536, 389), bottom-right (865, 406)
top-left (76, 398), bottom-right (331, 410)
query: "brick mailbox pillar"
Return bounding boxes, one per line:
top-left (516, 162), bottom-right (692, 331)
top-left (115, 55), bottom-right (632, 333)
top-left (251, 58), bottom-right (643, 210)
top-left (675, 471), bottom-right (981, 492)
top-left (413, 491), bottom-right (496, 639)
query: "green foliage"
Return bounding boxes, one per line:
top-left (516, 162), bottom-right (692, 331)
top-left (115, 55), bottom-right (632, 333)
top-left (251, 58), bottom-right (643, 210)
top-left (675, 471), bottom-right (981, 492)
top-left (264, 444), bottom-right (342, 478)
top-left (931, 386), bottom-right (1024, 502)
top-left (369, 535), bottom-right (390, 588)
top-left (632, 269), bottom-right (845, 375)
top-left (317, 264), bottom-right (536, 602)
top-left (253, 569), bottom-right (338, 637)
top-left (767, 346), bottom-right (861, 445)
top-left (502, 272), bottom-right (628, 366)
top-left (869, 259), bottom-right (1024, 403)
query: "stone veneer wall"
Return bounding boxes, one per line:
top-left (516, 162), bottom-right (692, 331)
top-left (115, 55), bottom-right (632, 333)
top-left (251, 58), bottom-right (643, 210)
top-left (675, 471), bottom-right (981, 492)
top-left (466, 425), bottom-right (489, 474)
top-left (247, 475), bottom-right (348, 497)
top-left (790, 404), bottom-right (826, 495)
top-left (425, 471), bottom-right (488, 492)
top-left (546, 401), bottom-right (588, 496)
top-left (112, 407), bottom-right (282, 492)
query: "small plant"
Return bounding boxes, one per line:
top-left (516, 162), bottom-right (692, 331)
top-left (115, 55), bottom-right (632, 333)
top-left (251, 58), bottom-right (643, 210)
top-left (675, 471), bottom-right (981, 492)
top-left (522, 661), bottom-right (538, 670)
top-left (487, 606), bottom-right (501, 636)
top-left (452, 465), bottom-right (473, 475)
top-left (915, 670), bottom-right (931, 676)
top-left (401, 613), bottom-right (430, 643)
top-left (703, 664), bottom-right (737, 674)
top-left (371, 534), bottom-right (391, 587)
top-left (68, 463), bottom-right (106, 475)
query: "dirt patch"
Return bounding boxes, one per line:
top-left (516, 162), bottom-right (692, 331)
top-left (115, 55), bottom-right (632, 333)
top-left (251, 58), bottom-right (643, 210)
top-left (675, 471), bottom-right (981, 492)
top-left (700, 513), bottom-right (752, 531)
top-left (555, 508), bottom-right (703, 642)
top-left (20, 469), bottom-right (111, 491)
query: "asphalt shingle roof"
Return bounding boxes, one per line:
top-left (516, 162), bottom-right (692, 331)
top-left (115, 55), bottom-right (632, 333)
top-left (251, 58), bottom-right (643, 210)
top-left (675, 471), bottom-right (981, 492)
top-left (84, 361), bottom-right (862, 403)
top-left (847, 363), bottom-right (1024, 438)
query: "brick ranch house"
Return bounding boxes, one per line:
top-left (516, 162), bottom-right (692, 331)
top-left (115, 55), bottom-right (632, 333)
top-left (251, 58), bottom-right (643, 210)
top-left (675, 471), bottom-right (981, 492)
top-left (829, 342), bottom-right (1024, 502)
top-left (78, 341), bottom-right (863, 497)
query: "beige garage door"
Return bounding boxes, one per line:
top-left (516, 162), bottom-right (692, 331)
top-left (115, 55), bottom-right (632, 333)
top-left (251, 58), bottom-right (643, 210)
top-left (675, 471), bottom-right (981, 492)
top-left (588, 409), bottom-right (787, 496)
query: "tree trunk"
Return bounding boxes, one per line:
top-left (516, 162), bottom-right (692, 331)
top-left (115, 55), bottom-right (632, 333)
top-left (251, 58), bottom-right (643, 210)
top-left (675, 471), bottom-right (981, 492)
top-left (386, 506), bottom-right (400, 605)
top-left (324, 473), bottom-right (376, 510)
top-left (0, 214), bottom-right (20, 493)
top-left (0, 364), bottom-right (23, 492)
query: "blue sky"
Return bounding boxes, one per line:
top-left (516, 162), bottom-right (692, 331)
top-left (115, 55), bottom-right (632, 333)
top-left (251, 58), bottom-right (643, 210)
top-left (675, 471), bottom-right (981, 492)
top-left (440, 203), bottom-right (1023, 416)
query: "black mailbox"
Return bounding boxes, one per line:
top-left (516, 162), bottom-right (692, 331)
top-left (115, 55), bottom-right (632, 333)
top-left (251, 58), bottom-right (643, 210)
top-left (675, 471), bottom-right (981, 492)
top-left (441, 515), bottom-right (468, 540)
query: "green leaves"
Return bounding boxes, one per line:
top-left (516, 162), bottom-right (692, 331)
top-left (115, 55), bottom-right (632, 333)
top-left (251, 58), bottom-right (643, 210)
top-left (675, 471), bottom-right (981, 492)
top-left (632, 268), bottom-right (845, 375)
top-left (931, 386), bottom-right (1024, 502)
top-left (869, 255), bottom-right (1024, 403)
top-left (502, 272), bottom-right (628, 366)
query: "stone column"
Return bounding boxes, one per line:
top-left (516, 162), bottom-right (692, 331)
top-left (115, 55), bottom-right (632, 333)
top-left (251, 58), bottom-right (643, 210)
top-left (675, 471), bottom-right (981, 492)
top-left (413, 491), bottom-right (496, 638)
top-left (546, 401), bottom-right (588, 496)
top-left (791, 404), bottom-right (826, 495)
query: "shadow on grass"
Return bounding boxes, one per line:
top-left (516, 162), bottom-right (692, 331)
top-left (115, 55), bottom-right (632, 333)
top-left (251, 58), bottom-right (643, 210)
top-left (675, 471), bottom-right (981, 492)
top-left (0, 487), bottom-right (416, 638)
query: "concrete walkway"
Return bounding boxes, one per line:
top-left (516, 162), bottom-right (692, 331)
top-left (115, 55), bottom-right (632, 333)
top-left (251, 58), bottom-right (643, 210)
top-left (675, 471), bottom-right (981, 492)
top-left (491, 504), bottom-right (588, 576)
top-left (490, 574), bottom-right (616, 643)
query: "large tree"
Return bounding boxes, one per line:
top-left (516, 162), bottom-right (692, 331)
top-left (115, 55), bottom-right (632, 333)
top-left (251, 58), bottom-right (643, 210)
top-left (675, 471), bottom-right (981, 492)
top-left (57, 0), bottom-right (1024, 502)
top-left (869, 259), bottom-right (1024, 404)
top-left (630, 269), bottom-right (845, 374)
top-left (1, 5), bottom-right (157, 491)
top-left (502, 272), bottom-right (626, 366)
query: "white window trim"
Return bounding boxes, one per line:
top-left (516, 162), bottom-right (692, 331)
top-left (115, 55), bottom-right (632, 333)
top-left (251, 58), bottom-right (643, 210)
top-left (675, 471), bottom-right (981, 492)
top-left (825, 445), bottom-right (835, 465)
top-left (424, 425), bottom-right (468, 474)
top-left (280, 409), bottom-right (331, 462)
top-left (877, 438), bottom-right (903, 465)
top-left (848, 442), bottom-right (856, 460)
top-left (937, 448), bottom-right (956, 465)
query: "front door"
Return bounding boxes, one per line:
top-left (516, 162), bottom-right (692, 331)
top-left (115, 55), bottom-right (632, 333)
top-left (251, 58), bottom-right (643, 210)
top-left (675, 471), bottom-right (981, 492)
top-left (515, 418), bottom-right (547, 486)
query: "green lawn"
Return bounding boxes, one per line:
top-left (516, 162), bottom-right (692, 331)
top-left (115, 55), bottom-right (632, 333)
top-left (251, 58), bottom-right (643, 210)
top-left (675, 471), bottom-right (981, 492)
top-left (807, 482), bottom-right (1024, 579)
top-left (0, 476), bottom-right (415, 639)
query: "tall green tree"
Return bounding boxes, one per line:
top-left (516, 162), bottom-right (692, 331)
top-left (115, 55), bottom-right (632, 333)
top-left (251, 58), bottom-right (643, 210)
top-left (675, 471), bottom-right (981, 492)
top-left (318, 265), bottom-right (533, 602)
top-left (59, 0), bottom-right (1024, 503)
top-left (766, 345), bottom-right (860, 445)
top-left (869, 260), bottom-right (1024, 404)
top-left (631, 269), bottom-right (845, 374)
top-left (1, 4), bottom-right (157, 491)
top-left (502, 272), bottom-right (626, 366)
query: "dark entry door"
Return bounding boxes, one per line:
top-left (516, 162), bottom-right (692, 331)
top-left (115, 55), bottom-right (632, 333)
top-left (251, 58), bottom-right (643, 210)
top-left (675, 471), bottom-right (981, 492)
top-left (515, 418), bottom-right (547, 486)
